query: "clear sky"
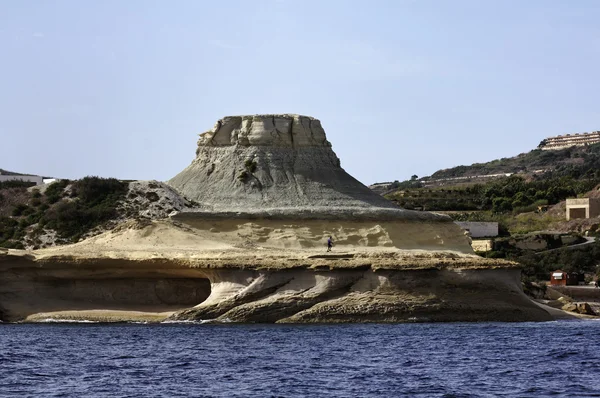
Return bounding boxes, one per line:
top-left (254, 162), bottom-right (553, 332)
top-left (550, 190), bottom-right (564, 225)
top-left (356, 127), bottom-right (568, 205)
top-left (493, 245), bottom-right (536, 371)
top-left (2, 0), bottom-right (600, 184)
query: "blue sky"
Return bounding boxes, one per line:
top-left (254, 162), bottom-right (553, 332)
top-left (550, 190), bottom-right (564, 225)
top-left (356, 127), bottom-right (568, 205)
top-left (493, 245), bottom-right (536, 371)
top-left (2, 0), bottom-right (600, 184)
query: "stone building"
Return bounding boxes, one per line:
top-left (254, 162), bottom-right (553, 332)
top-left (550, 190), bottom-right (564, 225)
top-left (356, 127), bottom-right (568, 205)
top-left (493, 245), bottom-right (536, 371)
top-left (565, 198), bottom-right (600, 220)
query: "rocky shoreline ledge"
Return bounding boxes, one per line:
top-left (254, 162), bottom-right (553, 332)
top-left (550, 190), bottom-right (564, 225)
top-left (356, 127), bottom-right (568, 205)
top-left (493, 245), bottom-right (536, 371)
top-left (0, 220), bottom-right (551, 323)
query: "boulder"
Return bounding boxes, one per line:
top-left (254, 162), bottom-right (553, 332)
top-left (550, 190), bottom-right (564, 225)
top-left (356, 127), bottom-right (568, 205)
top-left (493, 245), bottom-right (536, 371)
top-left (577, 302), bottom-right (597, 315)
top-left (561, 302), bottom-right (597, 315)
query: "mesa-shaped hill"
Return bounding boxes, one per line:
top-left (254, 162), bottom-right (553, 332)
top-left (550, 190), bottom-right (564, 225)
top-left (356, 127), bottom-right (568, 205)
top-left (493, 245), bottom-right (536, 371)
top-left (0, 114), bottom-right (557, 324)
top-left (168, 114), bottom-right (406, 218)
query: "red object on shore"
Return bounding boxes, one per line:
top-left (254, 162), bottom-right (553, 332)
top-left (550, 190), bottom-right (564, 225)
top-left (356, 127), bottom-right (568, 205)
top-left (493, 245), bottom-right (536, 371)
top-left (550, 270), bottom-right (567, 286)
top-left (550, 270), bottom-right (581, 286)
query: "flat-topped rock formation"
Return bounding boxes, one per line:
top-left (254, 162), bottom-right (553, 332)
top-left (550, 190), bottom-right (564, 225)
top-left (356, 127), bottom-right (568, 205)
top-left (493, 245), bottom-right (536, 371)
top-left (168, 114), bottom-right (406, 216)
top-left (0, 115), bottom-right (560, 323)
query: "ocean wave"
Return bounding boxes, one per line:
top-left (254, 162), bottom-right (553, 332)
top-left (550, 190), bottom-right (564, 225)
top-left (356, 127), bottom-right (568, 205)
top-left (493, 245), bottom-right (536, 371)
top-left (35, 318), bottom-right (100, 324)
top-left (161, 319), bottom-right (213, 324)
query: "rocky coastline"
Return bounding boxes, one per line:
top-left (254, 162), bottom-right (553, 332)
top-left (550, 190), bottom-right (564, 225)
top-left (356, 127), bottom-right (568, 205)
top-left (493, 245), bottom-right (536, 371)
top-left (0, 115), bottom-right (558, 323)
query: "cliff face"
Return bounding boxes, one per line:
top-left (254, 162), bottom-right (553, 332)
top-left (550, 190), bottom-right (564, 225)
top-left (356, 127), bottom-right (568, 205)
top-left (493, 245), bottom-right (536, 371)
top-left (174, 267), bottom-right (550, 323)
top-left (0, 237), bottom-right (552, 323)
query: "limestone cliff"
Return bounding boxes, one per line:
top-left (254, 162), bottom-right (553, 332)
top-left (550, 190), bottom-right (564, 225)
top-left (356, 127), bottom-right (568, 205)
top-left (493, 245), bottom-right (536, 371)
top-left (0, 114), bottom-right (556, 323)
top-left (0, 221), bottom-right (551, 323)
top-left (168, 114), bottom-right (401, 215)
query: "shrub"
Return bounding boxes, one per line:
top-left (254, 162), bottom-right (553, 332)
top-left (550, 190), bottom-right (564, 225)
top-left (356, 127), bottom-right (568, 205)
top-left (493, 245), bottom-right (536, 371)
top-left (244, 159), bottom-right (258, 173)
top-left (238, 171), bottom-right (249, 182)
top-left (72, 177), bottom-right (128, 207)
top-left (12, 204), bottom-right (29, 217)
top-left (30, 197), bottom-right (42, 207)
top-left (45, 180), bottom-right (70, 204)
top-left (36, 176), bottom-right (129, 242)
top-left (0, 180), bottom-right (36, 190)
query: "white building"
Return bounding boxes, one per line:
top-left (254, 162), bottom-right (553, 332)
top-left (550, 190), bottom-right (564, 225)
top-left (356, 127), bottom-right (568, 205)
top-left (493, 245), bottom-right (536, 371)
top-left (0, 172), bottom-right (43, 185)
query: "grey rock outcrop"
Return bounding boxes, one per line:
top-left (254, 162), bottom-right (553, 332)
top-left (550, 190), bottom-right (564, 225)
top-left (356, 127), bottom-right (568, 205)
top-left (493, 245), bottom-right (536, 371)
top-left (168, 114), bottom-right (406, 216)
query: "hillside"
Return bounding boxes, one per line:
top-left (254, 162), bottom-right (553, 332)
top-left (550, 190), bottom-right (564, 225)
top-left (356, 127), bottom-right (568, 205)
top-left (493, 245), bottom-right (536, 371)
top-left (373, 142), bottom-right (600, 235)
top-left (369, 143), bottom-right (600, 194)
top-left (0, 177), bottom-right (197, 249)
top-left (371, 143), bottom-right (600, 283)
top-left (428, 143), bottom-right (600, 182)
top-left (0, 168), bottom-right (27, 176)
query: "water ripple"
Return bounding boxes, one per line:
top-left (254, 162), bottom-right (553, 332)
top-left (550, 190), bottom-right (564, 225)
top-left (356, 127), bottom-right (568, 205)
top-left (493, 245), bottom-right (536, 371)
top-left (1, 321), bottom-right (599, 397)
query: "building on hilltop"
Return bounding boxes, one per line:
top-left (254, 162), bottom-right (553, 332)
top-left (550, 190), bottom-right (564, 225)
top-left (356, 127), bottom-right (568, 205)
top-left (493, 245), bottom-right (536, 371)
top-left (538, 131), bottom-right (600, 151)
top-left (0, 170), bottom-right (43, 185)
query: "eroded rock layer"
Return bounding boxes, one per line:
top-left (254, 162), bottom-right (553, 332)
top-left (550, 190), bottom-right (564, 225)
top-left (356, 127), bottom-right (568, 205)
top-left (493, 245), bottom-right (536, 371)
top-left (168, 114), bottom-right (409, 214)
top-left (0, 242), bottom-right (552, 323)
top-left (173, 267), bottom-right (551, 323)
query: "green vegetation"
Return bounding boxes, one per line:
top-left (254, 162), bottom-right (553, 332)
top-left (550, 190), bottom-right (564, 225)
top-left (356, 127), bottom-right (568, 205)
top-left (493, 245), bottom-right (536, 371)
top-left (479, 238), bottom-right (600, 282)
top-left (238, 170), bottom-right (249, 182)
top-left (44, 179), bottom-right (70, 204)
top-left (519, 242), bottom-right (600, 281)
top-left (385, 143), bottom-right (600, 216)
top-left (429, 142), bottom-right (600, 180)
top-left (41, 177), bottom-right (128, 241)
top-left (387, 175), bottom-right (597, 214)
top-left (388, 179), bottom-right (423, 191)
top-left (382, 141), bottom-right (600, 281)
top-left (239, 159), bottom-right (258, 182)
top-left (0, 177), bottom-right (129, 248)
top-left (244, 159), bottom-right (258, 173)
top-left (0, 180), bottom-right (37, 189)
top-left (385, 147), bottom-right (600, 234)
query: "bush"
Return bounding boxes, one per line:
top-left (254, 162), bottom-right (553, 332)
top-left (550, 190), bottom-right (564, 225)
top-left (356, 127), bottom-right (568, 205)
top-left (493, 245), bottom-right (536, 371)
top-left (0, 180), bottom-right (36, 190)
top-left (238, 171), bottom-right (249, 182)
top-left (244, 159), bottom-right (258, 173)
top-left (517, 241), bottom-right (600, 281)
top-left (72, 177), bottom-right (128, 207)
top-left (40, 177), bottom-right (128, 241)
top-left (1, 176), bottom-right (129, 246)
top-left (30, 198), bottom-right (42, 207)
top-left (44, 180), bottom-right (70, 204)
top-left (12, 204), bottom-right (29, 217)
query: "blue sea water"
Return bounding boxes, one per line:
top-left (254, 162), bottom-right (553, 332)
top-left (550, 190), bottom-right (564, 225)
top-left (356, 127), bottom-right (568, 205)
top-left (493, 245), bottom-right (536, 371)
top-left (1, 321), bottom-right (600, 397)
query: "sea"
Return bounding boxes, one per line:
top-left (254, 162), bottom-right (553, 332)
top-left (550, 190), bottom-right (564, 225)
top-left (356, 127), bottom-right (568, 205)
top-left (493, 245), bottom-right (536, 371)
top-left (1, 321), bottom-right (600, 397)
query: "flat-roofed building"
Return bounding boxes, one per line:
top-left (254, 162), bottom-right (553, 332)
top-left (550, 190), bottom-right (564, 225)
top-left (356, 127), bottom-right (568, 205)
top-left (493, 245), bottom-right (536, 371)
top-left (565, 198), bottom-right (600, 220)
top-left (539, 131), bottom-right (600, 151)
top-left (0, 173), bottom-right (43, 185)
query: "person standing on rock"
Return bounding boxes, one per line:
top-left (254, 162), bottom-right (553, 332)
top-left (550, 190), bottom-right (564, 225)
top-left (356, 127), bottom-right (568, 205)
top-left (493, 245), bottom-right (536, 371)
top-left (327, 236), bottom-right (333, 252)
